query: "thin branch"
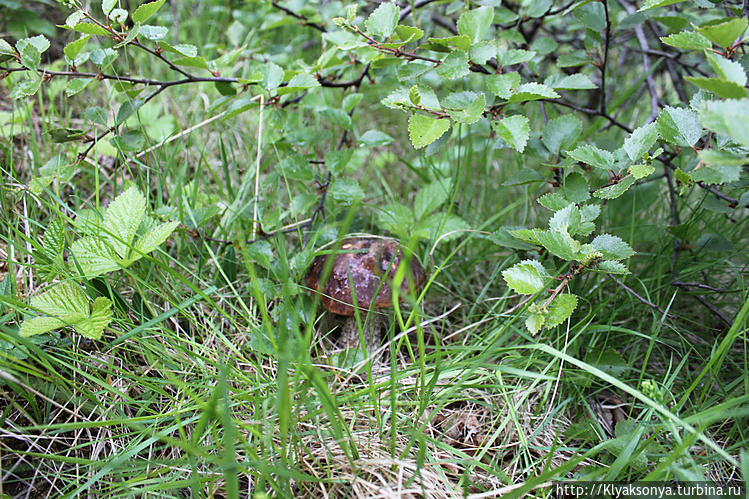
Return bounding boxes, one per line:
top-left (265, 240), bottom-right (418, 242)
top-left (544, 99), bottom-right (633, 133)
top-left (672, 280), bottom-right (732, 328)
top-left (608, 274), bottom-right (677, 320)
top-left (600, 0), bottom-right (611, 114)
top-left (271, 1), bottom-right (327, 32)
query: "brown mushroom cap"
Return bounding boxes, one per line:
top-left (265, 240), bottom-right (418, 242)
top-left (305, 237), bottom-right (427, 316)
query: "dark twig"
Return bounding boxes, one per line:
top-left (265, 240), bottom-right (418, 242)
top-left (271, 1), bottom-right (327, 32)
top-left (672, 280), bottom-right (732, 328)
top-left (600, 0), bottom-right (611, 114)
top-left (608, 275), bottom-right (677, 320)
top-left (545, 99), bottom-right (633, 134)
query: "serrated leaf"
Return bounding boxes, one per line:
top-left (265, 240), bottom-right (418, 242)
top-left (102, 0), bottom-right (117, 15)
top-left (686, 77), bottom-right (748, 99)
top-left (19, 43), bottom-right (40, 71)
top-left (508, 82), bottom-right (560, 103)
top-left (9, 78), bottom-right (43, 99)
top-left (492, 115), bottom-right (529, 153)
top-left (489, 226), bottom-right (536, 251)
top-left (415, 178), bottom-right (451, 220)
top-left (573, 2), bottom-right (605, 31)
top-left (508, 228), bottom-right (542, 245)
top-left (64, 35), bottom-right (90, 60)
top-left (700, 99), bottom-right (749, 147)
top-left (104, 186), bottom-right (146, 260)
top-left (364, 2), bottom-right (399, 38)
top-left (277, 72), bottom-right (320, 96)
top-left (656, 106), bottom-right (702, 147)
top-left (110, 130), bottom-right (145, 152)
top-left (90, 48), bottom-right (118, 68)
top-left (562, 172), bottom-right (590, 204)
top-left (47, 127), bottom-right (86, 143)
top-left (32, 282), bottom-right (89, 318)
top-left (545, 73), bottom-right (597, 90)
top-left (569, 144), bottom-right (615, 170)
top-left (425, 36), bottom-right (471, 52)
top-left (172, 56), bottom-right (208, 69)
top-left (134, 221), bottom-right (179, 255)
top-left (697, 17), bottom-right (748, 50)
top-left (591, 234), bottom-right (635, 260)
top-left (549, 204), bottom-right (582, 235)
top-left (542, 115), bottom-right (582, 154)
top-left (660, 31), bottom-right (712, 51)
top-left (457, 6), bottom-right (493, 43)
top-left (630, 163), bottom-right (655, 179)
top-left (20, 317), bottom-right (66, 338)
top-left (328, 177), bottom-right (364, 206)
top-left (502, 260), bottom-right (549, 295)
top-left (470, 41), bottom-right (495, 65)
top-left (436, 50), bottom-right (470, 79)
top-left (318, 107), bottom-right (352, 130)
top-left (115, 99), bottom-right (144, 126)
top-left (0, 38), bottom-right (16, 58)
top-left (44, 217), bottom-right (66, 258)
top-left (525, 312), bottom-right (545, 335)
top-left (637, 0), bottom-right (685, 12)
top-left (498, 49), bottom-right (536, 67)
top-left (538, 192), bottom-right (569, 211)
top-left (70, 22), bottom-right (111, 36)
top-left (536, 228), bottom-right (580, 260)
top-left (85, 106), bottom-right (109, 126)
top-left (486, 72), bottom-right (521, 99)
top-left (705, 51), bottom-right (747, 86)
top-left (74, 297), bottom-right (112, 340)
top-left (132, 0), bottom-right (166, 23)
top-left (71, 236), bottom-right (121, 276)
top-left (593, 260), bottom-right (630, 274)
top-left (622, 123), bottom-right (658, 161)
top-left (443, 91), bottom-right (485, 124)
top-left (408, 115), bottom-right (451, 149)
top-left (139, 25), bottom-right (168, 41)
top-left (359, 130), bottom-right (394, 147)
top-left (594, 175), bottom-right (636, 199)
top-left (545, 293), bottom-right (578, 328)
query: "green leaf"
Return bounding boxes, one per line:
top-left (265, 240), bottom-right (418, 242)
top-left (705, 51), bottom-right (747, 86)
top-left (457, 6), bottom-right (493, 43)
top-left (104, 186), bottom-right (146, 260)
top-left (536, 228), bottom-right (580, 261)
top-left (542, 115), bottom-right (582, 154)
top-left (102, 0), bottom-right (117, 16)
top-left (425, 36), bottom-right (471, 52)
top-left (75, 297), bottom-right (112, 340)
top-left (85, 106), bottom-right (109, 126)
top-left (656, 106), bottom-right (702, 147)
top-left (32, 281), bottom-right (88, 317)
top-left (549, 204), bottom-right (582, 235)
top-left (469, 41), bottom-right (496, 65)
top-left (525, 312), bottom-right (544, 336)
top-left (71, 22), bottom-right (111, 36)
top-left (132, 0), bottom-right (166, 23)
top-left (436, 50), bottom-right (470, 80)
top-left (637, 0), bottom-right (685, 12)
top-left (685, 77), bottom-right (748, 99)
top-left (573, 3), bottom-right (606, 31)
top-left (544, 73), bottom-right (598, 90)
top-left (408, 115), bottom-right (451, 149)
top-left (172, 56), bottom-right (208, 69)
top-left (71, 236), bottom-right (122, 276)
top-left (318, 108), bottom-right (352, 130)
top-left (699, 99), bottom-right (749, 147)
top-left (277, 73), bottom-right (320, 96)
top-left (507, 82), bottom-right (559, 103)
top-left (358, 130), bottom-right (394, 147)
top-left (622, 122), bottom-right (658, 161)
top-left (90, 48), bottom-right (118, 68)
top-left (696, 17), bottom-right (748, 50)
top-left (562, 172), bottom-right (590, 204)
top-left (134, 221), bottom-right (180, 255)
top-left (486, 72), bottom-right (521, 100)
top-left (442, 91), bottom-right (485, 124)
top-left (19, 43), bottom-right (40, 71)
top-left (64, 78), bottom-right (94, 97)
top-left (660, 31), bottom-right (712, 51)
top-left (364, 2), bottom-right (399, 38)
top-left (159, 42), bottom-right (197, 57)
top-left (139, 24), bottom-right (168, 41)
top-left (545, 293), bottom-right (578, 328)
top-left (394, 25), bottom-right (423, 43)
top-left (419, 213), bottom-right (470, 243)
top-left (489, 227), bottom-right (536, 251)
top-left (538, 193), bottom-right (569, 211)
top-left (498, 49), bottom-right (536, 67)
top-left (397, 62), bottom-right (431, 82)
top-left (591, 234), bottom-right (635, 260)
top-left (328, 178), bottom-right (364, 206)
top-left (593, 260), bottom-right (630, 274)
top-left (568, 144), bottom-right (615, 170)
top-left (594, 175), bottom-right (636, 199)
top-left (0, 38), bottom-right (16, 59)
top-left (277, 153), bottom-right (314, 181)
top-left (502, 260), bottom-right (549, 295)
top-left (631, 163), bottom-right (655, 179)
top-left (115, 99), bottom-right (144, 126)
top-left (47, 127), bottom-right (86, 143)
top-left (9, 78), bottom-right (43, 99)
top-left (492, 115), bottom-right (530, 153)
top-left (414, 178), bottom-right (451, 220)
top-left (43, 217), bottom-right (66, 259)
top-left (20, 317), bottom-right (66, 338)
top-left (110, 130), bottom-right (145, 152)
top-left (64, 35), bottom-right (90, 60)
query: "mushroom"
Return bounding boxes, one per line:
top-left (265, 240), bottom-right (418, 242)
top-left (305, 237), bottom-right (427, 352)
